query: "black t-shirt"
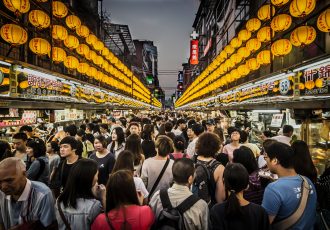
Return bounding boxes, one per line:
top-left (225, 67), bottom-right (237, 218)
top-left (210, 202), bottom-right (270, 230)
top-left (89, 152), bottom-right (115, 185)
top-left (59, 157), bottom-right (81, 189)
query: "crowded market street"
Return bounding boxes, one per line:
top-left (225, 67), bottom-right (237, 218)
top-left (0, 0), bottom-right (329, 229)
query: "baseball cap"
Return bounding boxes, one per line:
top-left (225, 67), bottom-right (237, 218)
top-left (206, 119), bottom-right (215, 125)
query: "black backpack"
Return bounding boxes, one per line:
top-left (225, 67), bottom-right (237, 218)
top-left (154, 189), bottom-right (200, 230)
top-left (192, 159), bottom-right (221, 208)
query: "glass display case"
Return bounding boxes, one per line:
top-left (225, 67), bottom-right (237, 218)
top-left (300, 120), bottom-right (330, 175)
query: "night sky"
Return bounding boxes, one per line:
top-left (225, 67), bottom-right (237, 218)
top-left (103, 0), bottom-right (200, 97)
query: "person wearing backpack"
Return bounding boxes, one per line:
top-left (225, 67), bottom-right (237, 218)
top-left (26, 138), bottom-right (50, 185)
top-left (149, 158), bottom-right (208, 230)
top-left (193, 132), bottom-right (225, 208)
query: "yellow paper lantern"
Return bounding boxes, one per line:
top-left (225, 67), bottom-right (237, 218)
top-left (258, 4), bottom-right (275, 21)
top-left (247, 58), bottom-right (260, 70)
top-left (102, 48), bottom-right (110, 57)
top-left (93, 40), bottom-right (105, 51)
top-left (271, 39), bottom-right (292, 56)
top-left (51, 47), bottom-right (66, 63)
top-left (64, 35), bottom-right (79, 49)
top-left (52, 1), bottom-right (68, 18)
top-left (246, 39), bottom-right (261, 52)
top-left (224, 45), bottom-right (235, 55)
top-left (237, 64), bottom-right (250, 76)
top-left (94, 55), bottom-right (104, 66)
top-left (290, 26), bottom-right (316, 47)
top-left (29, 38), bottom-right (51, 55)
top-left (271, 14), bottom-right (292, 32)
top-left (28, 10), bottom-right (50, 29)
top-left (257, 50), bottom-right (271, 65)
top-left (257, 26), bottom-right (273, 42)
top-left (290, 0), bottom-right (316, 17)
top-left (0, 24), bottom-right (28, 46)
top-left (66, 15), bottom-right (81, 30)
top-left (315, 78), bottom-right (324, 88)
top-left (238, 29), bottom-right (251, 41)
top-left (246, 18), bottom-right (261, 32)
top-left (317, 8), bottom-right (330, 32)
top-left (102, 61), bottom-right (109, 70)
top-left (237, 47), bottom-right (251, 58)
top-left (52, 25), bottom-right (68, 41)
top-left (86, 67), bottom-right (96, 77)
top-left (64, 56), bottom-right (79, 70)
top-left (3, 0), bottom-right (30, 14)
top-left (76, 25), bottom-right (90, 38)
top-left (230, 38), bottom-right (242, 49)
top-left (86, 34), bottom-right (97, 45)
top-left (230, 69), bottom-right (240, 79)
top-left (271, 0), bottom-right (290, 6)
top-left (225, 59), bottom-right (235, 70)
top-left (89, 50), bottom-right (97, 61)
top-left (76, 44), bottom-right (90, 57)
top-left (230, 53), bottom-right (243, 66)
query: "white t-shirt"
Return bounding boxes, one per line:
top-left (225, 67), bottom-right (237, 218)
top-left (272, 135), bottom-right (291, 146)
top-left (172, 129), bottom-right (182, 136)
top-left (133, 177), bottom-right (149, 198)
top-left (186, 137), bottom-right (198, 158)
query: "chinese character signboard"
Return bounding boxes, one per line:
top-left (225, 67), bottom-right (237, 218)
top-left (190, 40), bottom-right (199, 65)
top-left (299, 63), bottom-right (330, 96)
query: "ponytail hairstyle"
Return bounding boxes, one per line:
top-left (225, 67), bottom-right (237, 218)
top-left (223, 163), bottom-right (249, 218)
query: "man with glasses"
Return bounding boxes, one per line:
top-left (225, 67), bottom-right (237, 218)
top-left (262, 142), bottom-right (317, 229)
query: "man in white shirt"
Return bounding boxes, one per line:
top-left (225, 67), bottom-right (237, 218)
top-left (186, 124), bottom-right (204, 158)
top-left (272, 125), bottom-right (293, 146)
top-left (172, 119), bottom-right (186, 136)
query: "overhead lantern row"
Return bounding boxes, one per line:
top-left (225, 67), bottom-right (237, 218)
top-left (1, 0), bottom-right (161, 107)
top-left (176, 0), bottom-right (327, 108)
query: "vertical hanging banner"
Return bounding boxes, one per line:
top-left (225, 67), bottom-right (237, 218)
top-left (190, 40), bottom-right (199, 65)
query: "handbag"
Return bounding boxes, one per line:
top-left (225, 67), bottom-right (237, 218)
top-left (272, 176), bottom-right (311, 230)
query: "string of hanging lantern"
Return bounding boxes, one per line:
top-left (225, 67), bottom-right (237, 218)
top-left (176, 0), bottom-right (327, 108)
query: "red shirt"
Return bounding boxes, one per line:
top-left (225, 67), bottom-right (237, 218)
top-left (91, 205), bottom-right (154, 230)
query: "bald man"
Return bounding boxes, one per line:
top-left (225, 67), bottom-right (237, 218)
top-left (0, 157), bottom-right (56, 229)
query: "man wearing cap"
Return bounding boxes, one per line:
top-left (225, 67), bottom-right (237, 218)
top-left (206, 119), bottom-right (216, 133)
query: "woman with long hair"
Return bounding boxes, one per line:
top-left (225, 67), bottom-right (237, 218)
top-left (107, 127), bottom-right (125, 159)
top-left (291, 140), bottom-right (317, 184)
top-left (89, 135), bottom-right (115, 186)
top-left (56, 159), bottom-right (104, 230)
top-left (26, 138), bottom-right (50, 185)
top-left (125, 134), bottom-right (145, 177)
top-left (112, 150), bottom-right (149, 203)
top-left (141, 124), bottom-right (157, 159)
top-left (210, 163), bottom-right (270, 230)
top-left (0, 140), bottom-right (13, 161)
top-left (91, 170), bottom-right (154, 230)
top-left (233, 146), bottom-right (266, 205)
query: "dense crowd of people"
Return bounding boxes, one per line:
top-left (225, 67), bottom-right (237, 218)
top-left (0, 112), bottom-right (329, 230)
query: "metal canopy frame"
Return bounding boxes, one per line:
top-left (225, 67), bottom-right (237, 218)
top-left (103, 23), bottom-right (136, 57)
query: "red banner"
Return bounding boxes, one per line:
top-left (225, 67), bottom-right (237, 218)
top-left (190, 40), bottom-right (199, 65)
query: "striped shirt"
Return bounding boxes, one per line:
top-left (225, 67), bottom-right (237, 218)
top-left (0, 179), bottom-right (56, 229)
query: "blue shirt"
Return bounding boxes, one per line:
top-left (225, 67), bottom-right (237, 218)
top-left (0, 179), bottom-right (56, 229)
top-left (262, 175), bottom-right (317, 230)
